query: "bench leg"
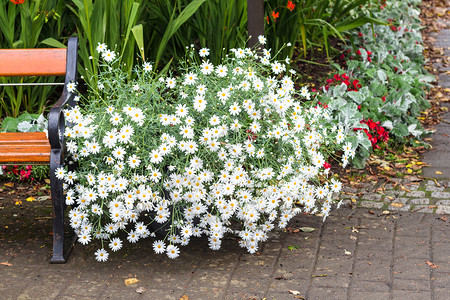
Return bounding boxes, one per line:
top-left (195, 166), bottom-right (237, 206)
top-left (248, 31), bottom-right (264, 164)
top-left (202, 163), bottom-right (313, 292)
top-left (49, 149), bottom-right (67, 263)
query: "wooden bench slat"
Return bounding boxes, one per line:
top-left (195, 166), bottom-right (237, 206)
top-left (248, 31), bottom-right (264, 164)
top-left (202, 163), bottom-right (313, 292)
top-left (0, 132), bottom-right (48, 144)
top-left (0, 49), bottom-right (67, 76)
top-left (0, 144), bottom-right (51, 163)
top-left (0, 133), bottom-right (51, 163)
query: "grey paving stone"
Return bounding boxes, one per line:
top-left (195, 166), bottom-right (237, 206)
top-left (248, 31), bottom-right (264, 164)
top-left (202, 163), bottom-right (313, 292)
top-left (60, 280), bottom-right (106, 298)
top-left (436, 200), bottom-right (450, 206)
top-left (350, 280), bottom-right (390, 293)
top-left (183, 287), bottom-right (224, 299)
top-left (353, 259), bottom-right (391, 282)
top-left (432, 228), bottom-right (450, 244)
top-left (431, 271), bottom-right (450, 289)
top-left (396, 219), bottom-right (430, 237)
top-left (432, 242), bottom-right (450, 262)
top-left (359, 201), bottom-right (384, 209)
top-left (435, 288), bottom-right (450, 300)
top-left (391, 290), bottom-right (431, 300)
top-left (306, 287), bottom-right (347, 300)
top-left (393, 197), bottom-right (410, 204)
top-left (389, 204), bottom-right (411, 212)
top-left (357, 237), bottom-right (393, 251)
top-left (425, 185), bottom-right (445, 192)
top-left (267, 277), bottom-right (309, 293)
top-left (385, 190), bottom-right (406, 196)
top-left (350, 291), bottom-right (390, 299)
top-left (394, 236), bottom-right (430, 258)
top-left (189, 271), bottom-right (230, 289)
top-left (393, 258), bottom-right (431, 280)
top-left (392, 278), bottom-right (430, 291)
top-left (436, 206), bottom-right (450, 214)
top-left (412, 205), bottom-right (435, 213)
top-left (355, 250), bottom-right (392, 261)
top-left (409, 191), bottom-right (426, 198)
top-left (362, 194), bottom-right (383, 201)
top-left (431, 191), bottom-right (450, 198)
top-left (311, 274), bottom-right (352, 288)
top-left (405, 184), bottom-right (420, 191)
top-left (410, 198), bottom-right (430, 205)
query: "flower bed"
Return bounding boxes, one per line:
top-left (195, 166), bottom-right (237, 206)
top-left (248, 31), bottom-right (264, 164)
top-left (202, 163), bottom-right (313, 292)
top-left (56, 0), bottom-right (432, 262)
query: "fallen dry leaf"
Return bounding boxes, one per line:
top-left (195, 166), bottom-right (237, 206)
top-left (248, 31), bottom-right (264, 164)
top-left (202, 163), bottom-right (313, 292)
top-left (179, 295), bottom-right (190, 300)
top-left (426, 261), bottom-right (438, 269)
top-left (390, 203), bottom-right (403, 208)
top-left (299, 227), bottom-right (315, 233)
top-left (135, 287), bottom-right (147, 294)
top-left (124, 278), bottom-right (139, 285)
top-left (0, 262), bottom-right (12, 266)
top-left (435, 171), bottom-right (443, 175)
top-left (26, 196), bottom-right (35, 202)
top-left (37, 196), bottom-right (51, 202)
top-left (440, 216), bottom-right (447, 222)
top-left (344, 250), bottom-right (352, 256)
top-left (404, 176), bottom-right (422, 182)
top-left (4, 182), bottom-right (14, 187)
top-left (289, 290), bottom-right (301, 295)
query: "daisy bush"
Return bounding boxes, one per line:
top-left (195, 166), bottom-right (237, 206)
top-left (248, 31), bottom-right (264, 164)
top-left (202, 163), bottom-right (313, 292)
top-left (58, 39), bottom-right (354, 261)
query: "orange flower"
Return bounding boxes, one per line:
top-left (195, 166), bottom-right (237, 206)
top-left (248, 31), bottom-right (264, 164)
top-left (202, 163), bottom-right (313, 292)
top-left (287, 1), bottom-right (295, 11)
top-left (271, 11), bottom-right (279, 21)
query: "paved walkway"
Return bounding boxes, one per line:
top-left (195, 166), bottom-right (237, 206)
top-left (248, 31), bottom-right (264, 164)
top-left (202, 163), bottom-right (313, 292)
top-left (422, 16), bottom-right (450, 179)
top-left (0, 207), bottom-right (448, 300)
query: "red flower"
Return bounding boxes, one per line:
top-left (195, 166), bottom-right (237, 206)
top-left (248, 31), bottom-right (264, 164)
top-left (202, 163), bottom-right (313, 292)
top-left (287, 0), bottom-right (295, 11)
top-left (323, 162), bottom-right (331, 169)
top-left (9, 0), bottom-right (25, 4)
top-left (271, 11), bottom-right (279, 21)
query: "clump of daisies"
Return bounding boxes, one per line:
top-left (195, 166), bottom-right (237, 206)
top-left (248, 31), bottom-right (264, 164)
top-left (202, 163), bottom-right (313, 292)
top-left (58, 38), bottom-right (355, 262)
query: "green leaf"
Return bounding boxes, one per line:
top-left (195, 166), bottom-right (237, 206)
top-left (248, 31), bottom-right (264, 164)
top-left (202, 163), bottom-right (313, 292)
top-left (335, 16), bottom-right (388, 33)
top-left (351, 154), bottom-right (367, 169)
top-left (0, 117), bottom-right (19, 132)
top-left (155, 0), bottom-right (206, 66)
top-left (40, 37), bottom-right (66, 48)
top-left (131, 24), bottom-right (144, 60)
top-left (17, 112), bottom-right (33, 123)
top-left (288, 245), bottom-right (299, 251)
top-left (392, 123), bottom-right (409, 137)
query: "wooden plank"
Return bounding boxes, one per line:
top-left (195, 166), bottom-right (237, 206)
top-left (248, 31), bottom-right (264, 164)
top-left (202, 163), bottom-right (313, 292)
top-left (0, 48), bottom-right (67, 77)
top-left (0, 144), bottom-right (51, 163)
top-left (0, 132), bottom-right (49, 144)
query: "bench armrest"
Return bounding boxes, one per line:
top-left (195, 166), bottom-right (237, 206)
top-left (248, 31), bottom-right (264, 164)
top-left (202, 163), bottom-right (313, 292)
top-left (48, 37), bottom-right (78, 150)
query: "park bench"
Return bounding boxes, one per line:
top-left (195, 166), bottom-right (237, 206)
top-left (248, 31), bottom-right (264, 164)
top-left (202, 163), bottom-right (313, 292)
top-left (0, 37), bottom-right (78, 263)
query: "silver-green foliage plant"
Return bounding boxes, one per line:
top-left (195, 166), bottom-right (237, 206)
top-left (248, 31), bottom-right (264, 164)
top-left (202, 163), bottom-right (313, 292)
top-left (317, 0), bottom-right (433, 168)
top-left (57, 40), bottom-right (355, 261)
top-left (0, 112), bottom-right (47, 133)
